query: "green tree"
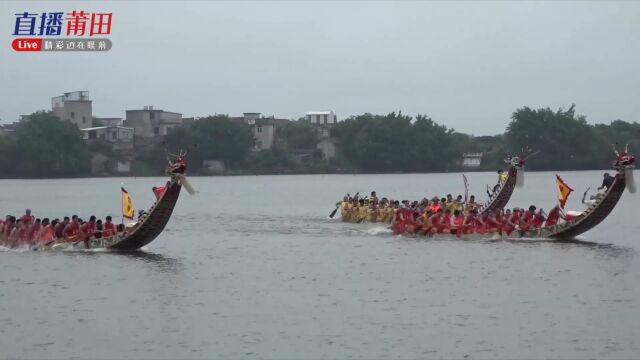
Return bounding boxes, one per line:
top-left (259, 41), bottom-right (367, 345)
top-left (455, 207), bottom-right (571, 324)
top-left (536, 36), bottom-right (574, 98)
top-left (505, 105), bottom-right (606, 170)
top-left (2, 111), bottom-right (90, 178)
top-left (159, 115), bottom-right (254, 173)
top-left (277, 121), bottom-right (318, 150)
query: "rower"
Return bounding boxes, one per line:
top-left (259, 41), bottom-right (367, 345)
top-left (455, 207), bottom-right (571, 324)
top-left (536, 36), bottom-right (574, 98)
top-left (63, 215), bottom-right (80, 241)
top-left (103, 216), bottom-right (115, 237)
top-left (465, 195), bottom-right (479, 215)
top-left (54, 217), bottom-right (68, 239)
top-left (20, 209), bottom-right (34, 224)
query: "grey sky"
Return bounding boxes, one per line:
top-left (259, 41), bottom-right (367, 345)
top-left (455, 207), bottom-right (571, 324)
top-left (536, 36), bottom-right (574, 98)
top-left (1, 1), bottom-right (639, 135)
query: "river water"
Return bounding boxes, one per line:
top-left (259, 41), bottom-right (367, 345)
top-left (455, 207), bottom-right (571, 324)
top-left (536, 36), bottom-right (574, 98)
top-left (1, 170), bottom-right (639, 359)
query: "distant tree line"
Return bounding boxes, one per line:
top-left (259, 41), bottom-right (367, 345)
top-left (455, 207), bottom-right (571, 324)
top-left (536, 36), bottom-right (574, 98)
top-left (0, 111), bottom-right (90, 178)
top-left (0, 106), bottom-right (638, 178)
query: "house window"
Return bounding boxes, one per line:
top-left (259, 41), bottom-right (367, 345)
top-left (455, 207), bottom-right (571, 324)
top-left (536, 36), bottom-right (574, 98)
top-left (257, 126), bottom-right (262, 133)
top-left (323, 115), bottom-right (328, 124)
top-left (150, 112), bottom-right (155, 120)
top-left (154, 127), bottom-right (160, 135)
top-left (70, 112), bottom-right (75, 119)
top-left (82, 116), bottom-right (87, 123)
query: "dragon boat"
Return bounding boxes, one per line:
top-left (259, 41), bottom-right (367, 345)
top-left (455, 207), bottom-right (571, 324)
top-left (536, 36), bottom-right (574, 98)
top-left (32, 154), bottom-right (192, 251)
top-left (519, 146), bottom-right (635, 240)
top-left (387, 147), bottom-right (634, 240)
top-left (336, 153), bottom-right (528, 223)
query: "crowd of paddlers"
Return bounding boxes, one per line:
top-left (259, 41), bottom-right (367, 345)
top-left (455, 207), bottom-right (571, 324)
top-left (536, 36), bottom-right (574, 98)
top-left (0, 209), bottom-right (128, 248)
top-left (337, 192), bottom-right (565, 237)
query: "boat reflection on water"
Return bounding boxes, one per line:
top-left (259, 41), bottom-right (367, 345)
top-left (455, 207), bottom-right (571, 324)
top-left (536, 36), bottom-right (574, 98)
top-left (59, 249), bottom-right (183, 273)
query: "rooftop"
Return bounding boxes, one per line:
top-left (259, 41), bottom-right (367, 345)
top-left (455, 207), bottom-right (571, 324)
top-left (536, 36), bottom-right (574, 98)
top-left (80, 126), bottom-right (134, 131)
top-left (306, 111), bottom-right (334, 115)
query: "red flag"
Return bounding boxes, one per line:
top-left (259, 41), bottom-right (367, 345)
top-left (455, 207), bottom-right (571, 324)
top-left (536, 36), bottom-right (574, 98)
top-left (556, 175), bottom-right (573, 209)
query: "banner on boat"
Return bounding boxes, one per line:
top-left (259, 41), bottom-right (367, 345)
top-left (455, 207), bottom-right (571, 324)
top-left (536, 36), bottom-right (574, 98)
top-left (556, 174), bottom-right (573, 208)
top-left (121, 187), bottom-right (134, 219)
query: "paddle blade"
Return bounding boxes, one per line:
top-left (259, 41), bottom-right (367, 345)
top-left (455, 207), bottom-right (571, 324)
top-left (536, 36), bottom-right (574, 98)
top-left (625, 168), bottom-right (637, 194)
top-left (177, 174), bottom-right (197, 195)
top-left (329, 207), bottom-right (338, 218)
top-left (516, 167), bottom-right (525, 188)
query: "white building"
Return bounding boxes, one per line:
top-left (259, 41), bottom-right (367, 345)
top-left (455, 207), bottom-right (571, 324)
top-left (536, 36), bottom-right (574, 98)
top-left (462, 152), bottom-right (483, 167)
top-left (81, 126), bottom-right (135, 150)
top-left (124, 106), bottom-right (183, 138)
top-left (51, 91), bottom-right (92, 128)
top-left (306, 111), bottom-right (337, 126)
top-left (93, 117), bottom-right (123, 127)
top-left (231, 112), bottom-right (290, 151)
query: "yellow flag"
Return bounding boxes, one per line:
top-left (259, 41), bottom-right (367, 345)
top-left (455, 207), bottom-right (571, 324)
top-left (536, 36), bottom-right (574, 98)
top-left (556, 175), bottom-right (573, 209)
top-left (121, 187), bottom-right (135, 219)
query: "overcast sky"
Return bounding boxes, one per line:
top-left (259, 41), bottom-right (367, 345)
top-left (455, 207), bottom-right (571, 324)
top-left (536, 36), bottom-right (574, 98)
top-left (1, 1), bottom-right (639, 135)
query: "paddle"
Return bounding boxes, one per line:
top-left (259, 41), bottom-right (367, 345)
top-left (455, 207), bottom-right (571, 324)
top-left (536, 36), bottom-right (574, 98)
top-left (328, 205), bottom-right (339, 218)
top-left (329, 192), bottom-right (358, 218)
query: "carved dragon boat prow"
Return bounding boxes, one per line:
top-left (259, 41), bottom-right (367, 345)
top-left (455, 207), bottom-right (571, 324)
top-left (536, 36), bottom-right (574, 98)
top-left (35, 154), bottom-right (192, 251)
top-left (528, 146), bottom-right (635, 239)
top-left (478, 154), bottom-right (527, 214)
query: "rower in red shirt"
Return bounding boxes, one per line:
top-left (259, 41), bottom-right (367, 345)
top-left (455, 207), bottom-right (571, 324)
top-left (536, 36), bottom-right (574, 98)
top-left (545, 206), bottom-right (561, 227)
top-left (429, 197), bottom-right (442, 214)
top-left (437, 209), bottom-right (453, 234)
top-left (532, 209), bottom-right (546, 228)
top-left (485, 209), bottom-right (503, 235)
top-left (81, 216), bottom-right (96, 240)
top-left (20, 209), bottom-right (34, 224)
top-left (429, 209), bottom-right (443, 235)
top-left (450, 210), bottom-right (465, 237)
top-left (102, 216), bottom-right (116, 237)
top-left (391, 203), bottom-right (405, 235)
top-left (28, 218), bottom-right (42, 244)
top-left (63, 215), bottom-right (81, 241)
top-left (503, 208), bottom-right (520, 236)
top-left (519, 206), bottom-right (537, 232)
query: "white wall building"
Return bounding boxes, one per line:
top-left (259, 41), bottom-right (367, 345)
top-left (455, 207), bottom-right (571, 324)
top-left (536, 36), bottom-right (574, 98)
top-left (124, 106), bottom-right (183, 138)
top-left (462, 152), bottom-right (483, 167)
top-left (306, 111), bottom-right (337, 126)
top-left (51, 91), bottom-right (92, 128)
top-left (81, 126), bottom-right (135, 150)
top-left (231, 112), bottom-right (289, 151)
